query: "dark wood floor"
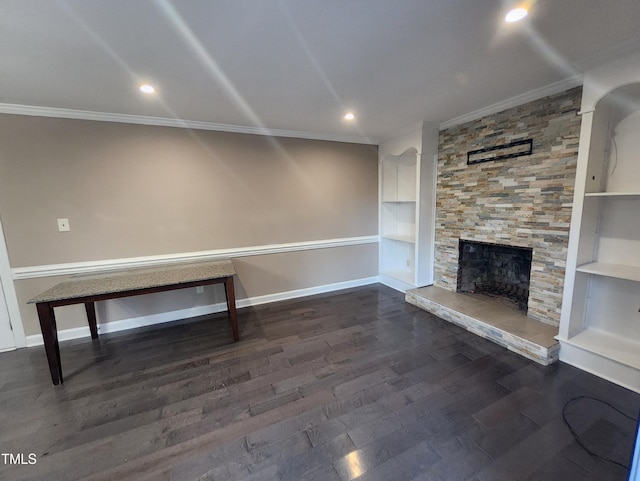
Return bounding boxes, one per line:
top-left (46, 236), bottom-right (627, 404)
top-left (1, 284), bottom-right (638, 481)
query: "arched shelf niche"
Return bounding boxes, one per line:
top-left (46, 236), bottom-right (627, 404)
top-left (381, 147), bottom-right (419, 202)
top-left (586, 82), bottom-right (640, 194)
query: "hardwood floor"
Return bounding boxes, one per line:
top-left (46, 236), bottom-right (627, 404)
top-left (1, 284), bottom-right (638, 481)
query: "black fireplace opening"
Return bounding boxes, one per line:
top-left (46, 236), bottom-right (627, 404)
top-left (456, 240), bottom-right (533, 312)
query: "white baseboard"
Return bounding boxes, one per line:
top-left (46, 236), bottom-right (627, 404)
top-left (237, 276), bottom-right (379, 307)
top-left (558, 339), bottom-right (640, 394)
top-left (25, 276), bottom-right (379, 347)
top-left (378, 273), bottom-right (416, 293)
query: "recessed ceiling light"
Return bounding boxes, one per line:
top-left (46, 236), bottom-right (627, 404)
top-left (139, 84), bottom-right (155, 94)
top-left (344, 112), bottom-right (355, 121)
top-left (505, 7), bottom-right (528, 22)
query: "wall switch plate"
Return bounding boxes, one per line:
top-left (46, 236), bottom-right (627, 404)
top-left (196, 286), bottom-right (204, 294)
top-left (57, 218), bottom-right (70, 232)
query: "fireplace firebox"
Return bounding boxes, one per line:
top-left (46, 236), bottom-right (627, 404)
top-left (456, 240), bottom-right (533, 312)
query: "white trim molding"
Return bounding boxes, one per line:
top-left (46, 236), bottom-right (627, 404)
top-left (0, 103), bottom-right (378, 146)
top-left (25, 275), bottom-right (380, 347)
top-left (440, 75), bottom-right (583, 130)
top-left (12, 235), bottom-right (379, 280)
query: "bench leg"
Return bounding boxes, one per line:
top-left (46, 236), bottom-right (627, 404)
top-left (36, 302), bottom-right (63, 385)
top-left (85, 302), bottom-right (99, 339)
top-left (224, 277), bottom-right (239, 342)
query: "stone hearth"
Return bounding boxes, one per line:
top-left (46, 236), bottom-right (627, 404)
top-left (406, 286), bottom-right (559, 365)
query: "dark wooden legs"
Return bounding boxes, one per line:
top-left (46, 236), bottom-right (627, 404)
top-left (36, 302), bottom-right (63, 385)
top-left (224, 276), bottom-right (240, 342)
top-left (36, 302), bottom-right (98, 385)
top-left (85, 302), bottom-right (99, 339)
top-left (36, 279), bottom-right (240, 385)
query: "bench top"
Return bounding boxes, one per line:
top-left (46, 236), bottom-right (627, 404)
top-left (29, 259), bottom-right (236, 304)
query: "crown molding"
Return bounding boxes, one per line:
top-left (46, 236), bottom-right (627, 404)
top-left (0, 103), bottom-right (378, 145)
top-left (439, 75), bottom-right (584, 130)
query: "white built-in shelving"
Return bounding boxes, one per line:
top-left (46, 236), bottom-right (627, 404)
top-left (378, 122), bottom-right (438, 292)
top-left (575, 262), bottom-right (640, 283)
top-left (558, 56), bottom-right (640, 393)
top-left (584, 191), bottom-right (640, 198)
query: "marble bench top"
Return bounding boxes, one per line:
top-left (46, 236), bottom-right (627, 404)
top-left (29, 259), bottom-right (236, 304)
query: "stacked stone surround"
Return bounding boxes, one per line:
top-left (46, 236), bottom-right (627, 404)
top-left (435, 87), bottom-right (582, 326)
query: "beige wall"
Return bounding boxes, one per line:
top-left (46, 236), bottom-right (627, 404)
top-left (14, 244), bottom-right (378, 336)
top-left (0, 114), bottom-right (379, 336)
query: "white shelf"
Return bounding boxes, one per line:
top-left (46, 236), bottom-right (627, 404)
top-left (379, 123), bottom-right (437, 290)
top-left (380, 150), bottom-right (418, 287)
top-left (559, 62), bottom-right (640, 393)
top-left (381, 234), bottom-right (416, 244)
top-left (585, 191), bottom-right (640, 198)
top-left (576, 262), bottom-right (640, 282)
top-left (563, 328), bottom-right (640, 370)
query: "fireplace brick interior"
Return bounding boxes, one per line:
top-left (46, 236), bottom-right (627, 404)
top-left (457, 240), bottom-right (533, 312)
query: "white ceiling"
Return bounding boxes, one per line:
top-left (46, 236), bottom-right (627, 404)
top-left (2, 0), bottom-right (640, 143)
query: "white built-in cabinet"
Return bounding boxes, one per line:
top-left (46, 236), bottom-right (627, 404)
top-left (558, 55), bottom-right (640, 393)
top-left (379, 122), bottom-right (438, 292)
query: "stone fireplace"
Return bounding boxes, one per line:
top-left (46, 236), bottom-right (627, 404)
top-left (432, 87), bottom-right (583, 327)
top-left (457, 240), bottom-right (532, 312)
top-left (405, 87), bottom-right (582, 365)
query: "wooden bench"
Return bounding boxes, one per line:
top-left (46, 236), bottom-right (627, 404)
top-left (28, 259), bottom-right (239, 385)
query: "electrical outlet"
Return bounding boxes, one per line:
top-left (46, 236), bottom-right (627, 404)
top-left (196, 286), bottom-right (204, 294)
top-left (57, 218), bottom-right (70, 232)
